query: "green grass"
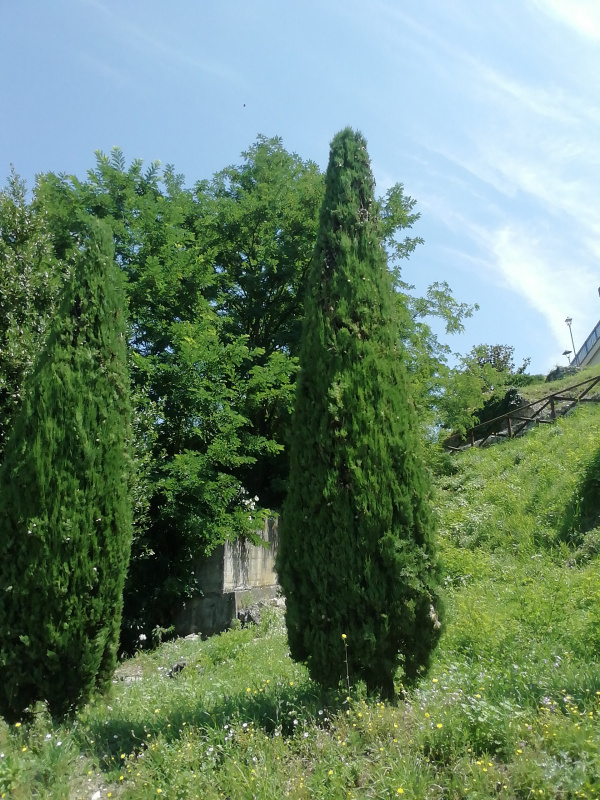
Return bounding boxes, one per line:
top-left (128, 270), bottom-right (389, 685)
top-left (516, 362), bottom-right (600, 403)
top-left (3, 405), bottom-right (600, 798)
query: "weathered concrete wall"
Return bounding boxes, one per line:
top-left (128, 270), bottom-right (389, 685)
top-left (174, 517), bottom-right (280, 637)
top-left (223, 516), bottom-right (279, 591)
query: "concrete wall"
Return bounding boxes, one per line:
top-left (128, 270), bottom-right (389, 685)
top-left (224, 516), bottom-right (279, 591)
top-left (174, 516), bottom-right (280, 637)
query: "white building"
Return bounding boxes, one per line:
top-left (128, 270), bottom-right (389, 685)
top-left (574, 320), bottom-right (600, 367)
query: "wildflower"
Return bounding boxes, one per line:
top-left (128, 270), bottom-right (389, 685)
top-left (342, 634), bottom-right (347, 640)
top-left (397, 790), bottom-right (404, 795)
top-left (436, 723), bottom-right (443, 729)
top-left (14, 722), bottom-right (21, 728)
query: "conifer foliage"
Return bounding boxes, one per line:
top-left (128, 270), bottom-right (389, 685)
top-left (0, 221), bottom-right (132, 721)
top-left (278, 129), bottom-right (443, 698)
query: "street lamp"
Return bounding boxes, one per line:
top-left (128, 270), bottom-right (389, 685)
top-left (563, 349), bottom-right (572, 364)
top-left (565, 317), bottom-right (577, 365)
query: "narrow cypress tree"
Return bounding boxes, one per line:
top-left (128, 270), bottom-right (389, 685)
top-left (277, 129), bottom-right (443, 698)
top-left (0, 221), bottom-right (132, 721)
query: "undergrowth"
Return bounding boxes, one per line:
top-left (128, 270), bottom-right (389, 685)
top-left (3, 405), bottom-right (600, 798)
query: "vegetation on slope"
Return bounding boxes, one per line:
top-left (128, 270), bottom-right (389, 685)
top-left (517, 362), bottom-right (600, 404)
top-left (2, 404), bottom-right (600, 797)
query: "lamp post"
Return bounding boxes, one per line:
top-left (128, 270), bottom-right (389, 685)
top-left (565, 317), bottom-right (577, 365)
top-left (563, 349), bottom-right (572, 364)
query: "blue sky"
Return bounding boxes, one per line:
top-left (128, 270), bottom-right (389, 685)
top-left (2, 0), bottom-right (599, 373)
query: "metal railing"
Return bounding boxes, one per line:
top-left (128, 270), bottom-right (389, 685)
top-left (444, 374), bottom-right (600, 451)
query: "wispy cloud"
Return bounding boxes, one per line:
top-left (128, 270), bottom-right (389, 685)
top-left (476, 66), bottom-right (576, 123)
top-left (489, 225), bottom-right (597, 346)
top-left (403, 19), bottom-right (600, 358)
top-left (415, 159), bottom-right (600, 363)
top-left (77, 0), bottom-right (242, 85)
top-left (530, 0), bottom-right (600, 40)
top-left (125, 25), bottom-right (241, 84)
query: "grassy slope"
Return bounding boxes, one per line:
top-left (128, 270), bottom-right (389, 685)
top-left (3, 406), bottom-right (600, 798)
top-left (518, 362), bottom-right (600, 403)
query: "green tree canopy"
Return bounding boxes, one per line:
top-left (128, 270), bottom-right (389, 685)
top-left (0, 169), bottom-right (64, 462)
top-left (2, 138), bottom-right (475, 648)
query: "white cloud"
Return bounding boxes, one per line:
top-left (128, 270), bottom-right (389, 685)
top-left (476, 66), bottom-right (576, 123)
top-left (417, 187), bottom-right (599, 362)
top-left (491, 226), bottom-right (593, 316)
top-left (368, 1), bottom-right (600, 366)
top-left (469, 147), bottom-right (600, 239)
top-left (420, 57), bottom-right (600, 257)
top-left (530, 0), bottom-right (600, 40)
top-left (488, 225), bottom-right (600, 365)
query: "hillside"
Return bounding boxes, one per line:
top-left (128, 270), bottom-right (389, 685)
top-left (445, 363), bottom-right (600, 451)
top-left (2, 404), bottom-right (600, 798)
top-left (520, 363), bottom-right (600, 403)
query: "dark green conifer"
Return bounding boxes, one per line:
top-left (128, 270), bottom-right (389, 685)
top-left (0, 221), bottom-right (132, 721)
top-left (277, 129), bottom-right (443, 698)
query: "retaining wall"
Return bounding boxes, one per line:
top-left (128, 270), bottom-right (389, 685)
top-left (174, 516), bottom-right (280, 637)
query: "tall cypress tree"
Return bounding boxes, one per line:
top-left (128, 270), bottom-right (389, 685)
top-left (278, 129), bottom-right (443, 698)
top-left (0, 221), bottom-right (132, 721)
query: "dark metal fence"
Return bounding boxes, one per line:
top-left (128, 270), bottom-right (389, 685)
top-left (444, 375), bottom-right (600, 452)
